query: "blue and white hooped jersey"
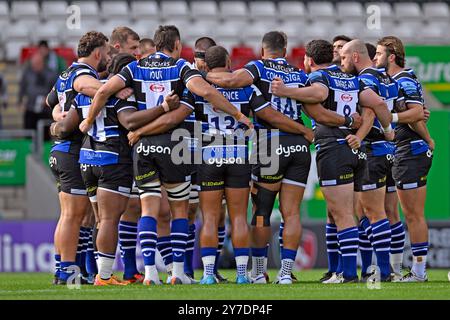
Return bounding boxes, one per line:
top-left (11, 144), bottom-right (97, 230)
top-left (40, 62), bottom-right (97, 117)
top-left (73, 92), bottom-right (136, 166)
top-left (244, 58), bottom-right (308, 133)
top-left (358, 67), bottom-right (400, 144)
top-left (117, 51), bottom-right (202, 134)
top-left (307, 64), bottom-right (368, 146)
top-left (50, 62), bottom-right (98, 154)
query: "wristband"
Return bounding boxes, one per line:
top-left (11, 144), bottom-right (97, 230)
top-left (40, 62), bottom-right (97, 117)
top-left (383, 124), bottom-right (393, 133)
top-left (161, 101), bottom-right (170, 112)
top-left (344, 116), bottom-right (354, 128)
top-left (391, 113), bottom-right (399, 124)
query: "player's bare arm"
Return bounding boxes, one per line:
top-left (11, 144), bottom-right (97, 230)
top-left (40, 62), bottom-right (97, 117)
top-left (186, 76), bottom-right (252, 128)
top-left (271, 78), bottom-right (328, 104)
top-left (396, 102), bottom-right (425, 124)
top-left (409, 120), bottom-right (435, 150)
top-left (50, 107), bottom-right (80, 139)
top-left (358, 88), bottom-right (392, 129)
top-left (205, 68), bottom-right (253, 88)
top-left (346, 107), bottom-right (375, 149)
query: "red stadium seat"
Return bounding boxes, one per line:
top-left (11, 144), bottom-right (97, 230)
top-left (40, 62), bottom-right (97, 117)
top-left (180, 45), bottom-right (194, 63)
top-left (20, 46), bottom-right (38, 64)
top-left (289, 46), bottom-right (306, 70)
top-left (53, 47), bottom-right (77, 66)
top-left (230, 45), bottom-right (257, 70)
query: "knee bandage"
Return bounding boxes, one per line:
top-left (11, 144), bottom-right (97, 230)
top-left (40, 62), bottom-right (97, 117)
top-left (138, 181), bottom-right (162, 199)
top-left (166, 181), bottom-right (191, 201)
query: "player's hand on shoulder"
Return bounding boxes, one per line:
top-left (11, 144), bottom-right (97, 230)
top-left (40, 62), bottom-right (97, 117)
top-left (345, 134), bottom-right (361, 150)
top-left (271, 77), bottom-right (287, 97)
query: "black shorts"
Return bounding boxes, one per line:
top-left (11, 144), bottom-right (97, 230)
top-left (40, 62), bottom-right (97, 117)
top-left (252, 134), bottom-right (311, 187)
top-left (360, 144), bottom-right (395, 192)
top-left (198, 160), bottom-right (251, 191)
top-left (316, 142), bottom-right (367, 191)
top-left (133, 134), bottom-right (191, 187)
top-left (392, 143), bottom-right (433, 190)
top-left (386, 155), bottom-right (396, 193)
top-left (49, 151), bottom-right (86, 196)
top-left (80, 163), bottom-right (133, 200)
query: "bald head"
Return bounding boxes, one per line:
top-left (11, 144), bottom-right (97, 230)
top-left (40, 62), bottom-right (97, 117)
top-left (340, 39), bottom-right (373, 74)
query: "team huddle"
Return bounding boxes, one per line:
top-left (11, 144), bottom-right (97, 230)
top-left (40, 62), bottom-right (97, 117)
top-left (46, 23), bottom-right (433, 286)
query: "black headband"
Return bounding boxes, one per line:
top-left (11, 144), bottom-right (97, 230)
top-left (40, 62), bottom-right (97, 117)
top-left (194, 51), bottom-right (206, 59)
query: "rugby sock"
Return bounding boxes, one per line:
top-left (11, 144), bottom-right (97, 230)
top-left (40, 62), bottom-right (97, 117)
top-left (214, 226), bottom-right (226, 274)
top-left (75, 229), bottom-right (84, 270)
top-left (336, 244), bottom-right (343, 274)
top-left (171, 218), bottom-right (189, 279)
top-left (358, 217), bottom-right (373, 275)
top-left (184, 223), bottom-right (196, 276)
top-left (390, 221), bottom-right (405, 275)
top-left (411, 242), bottom-right (428, 278)
top-left (326, 223), bottom-right (339, 273)
top-left (118, 221), bottom-right (139, 279)
top-left (251, 247), bottom-right (266, 277)
top-left (157, 236), bottom-right (173, 273)
top-left (280, 248), bottom-right (296, 278)
top-left (79, 227), bottom-right (90, 275)
top-left (59, 261), bottom-right (76, 282)
top-left (54, 254), bottom-right (61, 278)
top-left (138, 216), bottom-right (157, 280)
top-left (279, 222), bottom-right (284, 259)
top-left (371, 218), bottom-right (392, 279)
top-left (201, 247), bottom-right (216, 278)
top-left (85, 228), bottom-right (97, 275)
top-left (337, 227), bottom-right (359, 279)
top-left (97, 252), bottom-right (115, 280)
top-left (234, 248), bottom-right (249, 278)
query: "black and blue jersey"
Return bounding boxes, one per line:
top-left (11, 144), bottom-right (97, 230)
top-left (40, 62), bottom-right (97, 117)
top-left (51, 62), bottom-right (98, 154)
top-left (117, 51), bottom-right (201, 134)
top-left (306, 64), bottom-right (368, 147)
top-left (244, 58), bottom-right (308, 133)
top-left (72, 92), bottom-right (136, 166)
top-left (392, 68), bottom-right (425, 147)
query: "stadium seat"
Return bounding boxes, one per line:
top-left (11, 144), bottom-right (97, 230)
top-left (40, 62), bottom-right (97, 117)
top-left (336, 2), bottom-right (364, 22)
top-left (307, 2), bottom-right (335, 22)
top-left (392, 21), bottom-right (422, 44)
top-left (130, 1), bottom-right (159, 21)
top-left (417, 23), bottom-right (447, 44)
top-left (394, 2), bottom-right (422, 21)
top-left (19, 46), bottom-right (38, 64)
top-left (183, 21), bottom-right (215, 44)
top-left (131, 20), bottom-right (162, 39)
top-left (215, 21), bottom-right (241, 41)
top-left (6, 41), bottom-right (32, 61)
top-left (163, 19), bottom-right (191, 36)
top-left (41, 1), bottom-right (69, 23)
top-left (365, 2), bottom-right (394, 25)
top-left (101, 1), bottom-right (129, 21)
top-left (32, 21), bottom-right (63, 44)
top-left (161, 1), bottom-right (190, 20)
top-left (303, 21), bottom-right (334, 42)
top-left (180, 45), bottom-right (194, 63)
top-left (288, 46), bottom-right (306, 70)
top-left (278, 1), bottom-right (306, 23)
top-left (249, 1), bottom-right (277, 23)
top-left (53, 46), bottom-right (77, 65)
top-left (190, 1), bottom-right (218, 24)
top-left (71, 1), bottom-right (100, 23)
top-left (231, 45), bottom-right (257, 69)
top-left (11, 1), bottom-right (40, 21)
top-left (95, 20), bottom-right (134, 38)
top-left (0, 1), bottom-right (10, 23)
top-left (219, 1), bottom-right (248, 22)
top-left (334, 21), bottom-right (365, 39)
top-left (423, 2), bottom-right (450, 23)
top-left (241, 22), bottom-right (277, 44)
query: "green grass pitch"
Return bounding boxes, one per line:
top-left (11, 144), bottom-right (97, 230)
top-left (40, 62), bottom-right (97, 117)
top-left (0, 269), bottom-right (449, 300)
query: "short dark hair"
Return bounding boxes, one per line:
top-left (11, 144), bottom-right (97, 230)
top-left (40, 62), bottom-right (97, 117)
top-left (77, 31), bottom-right (108, 58)
top-left (108, 53), bottom-right (136, 75)
top-left (262, 31), bottom-right (287, 53)
top-left (377, 36), bottom-right (405, 68)
top-left (154, 25), bottom-right (180, 52)
top-left (305, 40), bottom-right (333, 65)
top-left (205, 46), bottom-right (229, 70)
top-left (332, 35), bottom-right (352, 44)
top-left (195, 37), bottom-right (216, 52)
top-left (110, 26), bottom-right (140, 46)
top-left (365, 42), bottom-right (376, 60)
top-left (38, 40), bottom-right (49, 48)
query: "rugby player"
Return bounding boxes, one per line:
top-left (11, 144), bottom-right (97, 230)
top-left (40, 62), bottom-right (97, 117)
top-left (206, 31), bottom-right (364, 284)
top-left (137, 38), bottom-right (156, 59)
top-left (272, 39), bottom-right (394, 283)
top-left (46, 31), bottom-right (110, 284)
top-left (340, 39), bottom-right (425, 282)
top-left (50, 52), bottom-right (181, 285)
top-left (376, 36), bottom-right (434, 282)
top-left (332, 35), bottom-right (352, 66)
top-left (80, 25), bottom-right (252, 285)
